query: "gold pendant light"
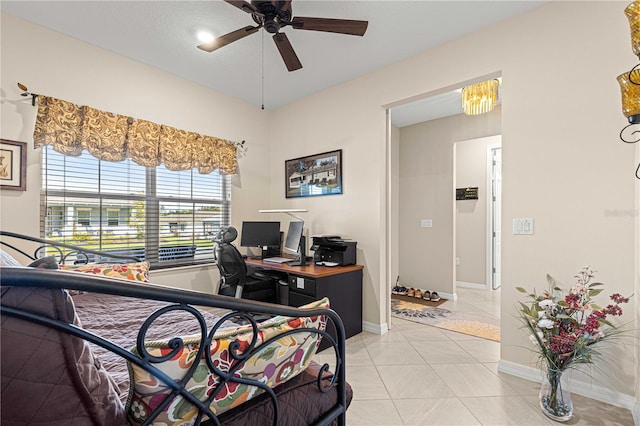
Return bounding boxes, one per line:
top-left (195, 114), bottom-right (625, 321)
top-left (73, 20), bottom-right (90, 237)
top-left (625, 0), bottom-right (640, 58)
top-left (617, 0), bottom-right (640, 178)
top-left (617, 68), bottom-right (640, 124)
top-left (618, 0), bottom-right (640, 128)
top-left (461, 79), bottom-right (499, 115)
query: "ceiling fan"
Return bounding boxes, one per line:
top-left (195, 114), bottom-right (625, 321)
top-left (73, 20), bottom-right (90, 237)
top-left (197, 0), bottom-right (368, 72)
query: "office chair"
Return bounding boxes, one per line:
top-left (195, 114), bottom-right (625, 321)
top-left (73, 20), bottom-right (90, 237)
top-left (212, 226), bottom-right (277, 303)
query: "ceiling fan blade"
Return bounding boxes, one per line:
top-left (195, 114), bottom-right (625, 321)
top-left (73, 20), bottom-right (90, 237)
top-left (291, 17), bottom-right (368, 36)
top-left (273, 33), bottom-right (302, 72)
top-left (197, 26), bottom-right (260, 52)
top-left (279, 0), bottom-right (292, 13)
top-left (224, 0), bottom-right (257, 14)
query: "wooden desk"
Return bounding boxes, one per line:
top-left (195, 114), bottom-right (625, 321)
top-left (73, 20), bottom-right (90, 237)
top-left (246, 258), bottom-right (363, 347)
top-left (246, 257), bottom-right (363, 278)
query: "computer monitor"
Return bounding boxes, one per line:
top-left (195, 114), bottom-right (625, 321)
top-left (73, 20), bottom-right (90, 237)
top-left (240, 221), bottom-right (281, 257)
top-left (284, 220), bottom-right (306, 266)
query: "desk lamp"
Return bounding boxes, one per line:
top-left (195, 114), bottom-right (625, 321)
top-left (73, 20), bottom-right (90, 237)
top-left (259, 209), bottom-right (309, 265)
top-left (258, 209), bottom-right (307, 221)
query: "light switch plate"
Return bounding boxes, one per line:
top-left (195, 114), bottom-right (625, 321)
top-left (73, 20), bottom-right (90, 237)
top-left (420, 219), bottom-right (433, 228)
top-left (513, 218), bottom-right (534, 235)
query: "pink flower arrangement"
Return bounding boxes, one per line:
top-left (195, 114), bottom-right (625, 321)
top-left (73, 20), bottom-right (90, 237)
top-left (517, 266), bottom-right (631, 371)
top-left (517, 267), bottom-right (632, 420)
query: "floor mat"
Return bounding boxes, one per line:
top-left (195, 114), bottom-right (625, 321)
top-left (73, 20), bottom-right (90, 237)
top-left (391, 293), bottom-right (446, 307)
top-left (390, 298), bottom-right (500, 342)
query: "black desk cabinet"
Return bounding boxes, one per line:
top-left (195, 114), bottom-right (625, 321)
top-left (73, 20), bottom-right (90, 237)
top-left (246, 259), bottom-right (364, 351)
top-left (286, 270), bottom-right (363, 350)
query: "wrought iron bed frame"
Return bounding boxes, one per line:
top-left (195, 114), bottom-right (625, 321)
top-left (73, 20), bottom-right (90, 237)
top-left (0, 231), bottom-right (347, 426)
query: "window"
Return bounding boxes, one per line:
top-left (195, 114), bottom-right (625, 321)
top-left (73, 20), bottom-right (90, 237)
top-left (41, 146), bottom-right (231, 267)
top-left (168, 222), bottom-right (186, 233)
top-left (76, 208), bottom-right (91, 226)
top-left (106, 209), bottom-right (119, 227)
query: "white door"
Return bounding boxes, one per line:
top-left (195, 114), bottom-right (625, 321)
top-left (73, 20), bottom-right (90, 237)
top-left (491, 147), bottom-right (502, 289)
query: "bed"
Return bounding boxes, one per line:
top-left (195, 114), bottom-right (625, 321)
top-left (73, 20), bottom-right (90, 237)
top-left (0, 231), bottom-right (352, 425)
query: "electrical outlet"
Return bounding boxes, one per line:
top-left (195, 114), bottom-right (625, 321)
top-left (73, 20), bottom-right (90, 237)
top-left (456, 257), bottom-right (460, 265)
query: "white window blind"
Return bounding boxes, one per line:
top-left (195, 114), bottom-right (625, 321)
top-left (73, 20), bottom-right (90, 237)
top-left (41, 146), bottom-right (231, 267)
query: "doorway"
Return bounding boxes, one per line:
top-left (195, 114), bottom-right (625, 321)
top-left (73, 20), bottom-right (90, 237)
top-left (489, 144), bottom-right (502, 289)
top-left (454, 135), bottom-right (502, 292)
top-left (385, 75), bottom-right (502, 330)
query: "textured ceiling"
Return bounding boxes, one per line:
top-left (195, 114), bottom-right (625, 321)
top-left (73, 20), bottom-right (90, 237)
top-left (1, 0), bottom-right (541, 124)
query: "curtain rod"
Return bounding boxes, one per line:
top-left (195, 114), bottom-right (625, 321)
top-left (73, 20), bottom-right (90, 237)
top-left (18, 83), bottom-right (38, 106)
top-left (17, 82), bottom-right (248, 151)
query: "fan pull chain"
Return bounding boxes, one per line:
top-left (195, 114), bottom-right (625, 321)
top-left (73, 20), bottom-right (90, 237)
top-left (261, 31), bottom-right (265, 110)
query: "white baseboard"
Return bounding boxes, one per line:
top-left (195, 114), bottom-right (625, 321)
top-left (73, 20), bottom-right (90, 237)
top-left (497, 360), bottom-right (637, 412)
top-left (456, 281), bottom-right (487, 290)
top-left (362, 321), bottom-right (388, 335)
top-left (439, 291), bottom-right (456, 301)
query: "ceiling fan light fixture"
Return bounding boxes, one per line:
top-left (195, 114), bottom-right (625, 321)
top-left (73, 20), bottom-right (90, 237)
top-left (196, 31), bottom-right (215, 44)
top-left (462, 79), bottom-right (499, 116)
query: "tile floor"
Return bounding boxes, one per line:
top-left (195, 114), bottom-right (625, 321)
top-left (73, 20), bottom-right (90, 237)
top-left (316, 287), bottom-right (635, 425)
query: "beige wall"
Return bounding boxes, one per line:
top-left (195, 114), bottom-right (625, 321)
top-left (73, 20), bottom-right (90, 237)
top-left (456, 135), bottom-right (501, 286)
top-left (397, 109), bottom-right (501, 296)
top-left (150, 265), bottom-right (219, 294)
top-left (636, 140), bottom-right (640, 417)
top-left (269, 91), bottom-right (388, 331)
top-left (270, 0), bottom-right (638, 404)
top-left (0, 13), bottom-right (271, 291)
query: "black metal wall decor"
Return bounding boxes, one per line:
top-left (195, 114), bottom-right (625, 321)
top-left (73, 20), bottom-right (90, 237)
top-left (617, 1), bottom-right (640, 179)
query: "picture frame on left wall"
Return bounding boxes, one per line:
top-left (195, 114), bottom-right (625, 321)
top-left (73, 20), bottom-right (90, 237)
top-left (0, 139), bottom-right (27, 191)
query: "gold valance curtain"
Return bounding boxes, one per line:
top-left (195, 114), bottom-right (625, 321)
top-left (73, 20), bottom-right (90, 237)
top-left (33, 95), bottom-right (237, 174)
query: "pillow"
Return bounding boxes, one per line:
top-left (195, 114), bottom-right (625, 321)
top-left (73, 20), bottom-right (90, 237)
top-left (1, 286), bottom-right (127, 424)
top-left (0, 248), bottom-right (21, 266)
top-left (60, 262), bottom-right (150, 296)
top-left (126, 297), bottom-right (330, 425)
top-left (60, 262), bottom-right (150, 282)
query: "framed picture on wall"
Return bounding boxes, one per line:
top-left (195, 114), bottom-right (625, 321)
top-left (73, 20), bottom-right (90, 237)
top-left (285, 149), bottom-right (343, 198)
top-left (0, 139), bottom-right (26, 191)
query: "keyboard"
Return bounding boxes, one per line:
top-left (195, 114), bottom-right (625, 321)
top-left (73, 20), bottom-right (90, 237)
top-left (262, 257), bottom-right (294, 264)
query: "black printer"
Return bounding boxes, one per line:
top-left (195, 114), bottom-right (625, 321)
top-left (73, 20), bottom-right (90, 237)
top-left (310, 236), bottom-right (357, 266)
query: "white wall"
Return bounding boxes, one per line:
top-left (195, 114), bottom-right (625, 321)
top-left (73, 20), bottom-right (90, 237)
top-left (269, 86), bottom-right (388, 328)
top-left (456, 135), bottom-right (501, 286)
top-left (0, 13), bottom-right (270, 291)
top-left (388, 122), bottom-right (400, 329)
top-left (397, 109), bottom-right (501, 296)
top-left (270, 0), bottom-right (638, 404)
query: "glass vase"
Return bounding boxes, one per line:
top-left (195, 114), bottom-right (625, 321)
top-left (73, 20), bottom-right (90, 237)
top-left (539, 369), bottom-right (573, 422)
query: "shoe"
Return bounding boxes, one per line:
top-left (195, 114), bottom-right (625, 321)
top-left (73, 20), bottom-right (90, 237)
top-left (430, 291), bottom-right (441, 302)
top-left (407, 287), bottom-right (415, 297)
top-left (422, 290), bottom-right (431, 301)
top-left (414, 289), bottom-right (423, 299)
top-left (392, 285), bottom-right (407, 295)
